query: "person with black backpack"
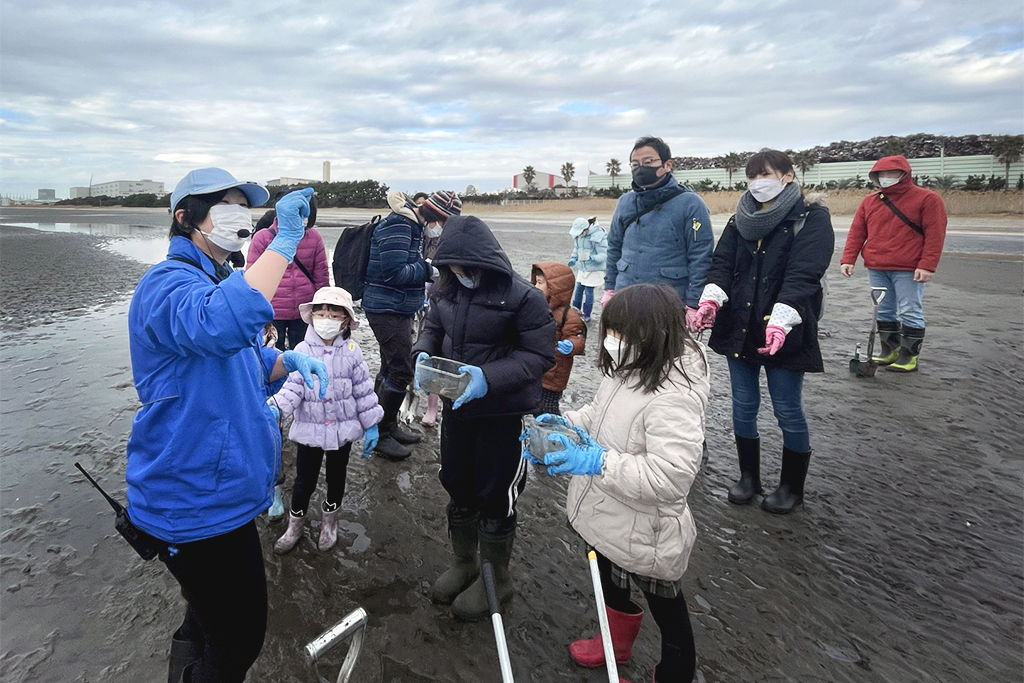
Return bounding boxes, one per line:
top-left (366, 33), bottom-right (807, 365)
top-left (363, 190), bottom-right (462, 460)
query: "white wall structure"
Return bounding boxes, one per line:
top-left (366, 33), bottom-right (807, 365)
top-left (70, 187), bottom-right (91, 198)
top-left (323, 161), bottom-right (331, 183)
top-left (267, 176), bottom-right (317, 186)
top-left (512, 171), bottom-right (577, 190)
top-left (586, 155), bottom-right (1024, 189)
top-left (86, 179), bottom-right (166, 197)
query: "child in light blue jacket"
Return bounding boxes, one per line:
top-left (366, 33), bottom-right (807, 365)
top-left (567, 216), bottom-right (608, 322)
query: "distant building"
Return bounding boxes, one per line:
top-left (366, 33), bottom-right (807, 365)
top-left (512, 171), bottom-right (577, 191)
top-left (323, 161), bottom-right (331, 183)
top-left (81, 179), bottom-right (166, 198)
top-left (267, 177), bottom-right (318, 187)
top-left (38, 189), bottom-right (56, 200)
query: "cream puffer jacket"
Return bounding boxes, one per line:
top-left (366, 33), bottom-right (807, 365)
top-left (564, 345), bottom-right (709, 581)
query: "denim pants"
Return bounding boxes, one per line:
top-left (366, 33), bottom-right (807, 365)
top-left (727, 357), bottom-right (810, 452)
top-left (867, 269), bottom-right (926, 328)
top-left (571, 283), bottom-right (594, 319)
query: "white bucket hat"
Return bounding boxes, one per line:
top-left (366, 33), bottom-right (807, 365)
top-left (298, 287), bottom-right (359, 329)
top-left (569, 216), bottom-right (597, 237)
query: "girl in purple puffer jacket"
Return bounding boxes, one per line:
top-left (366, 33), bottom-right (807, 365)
top-left (270, 287), bottom-right (383, 554)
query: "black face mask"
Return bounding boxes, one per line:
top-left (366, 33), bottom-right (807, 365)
top-left (632, 164), bottom-right (663, 187)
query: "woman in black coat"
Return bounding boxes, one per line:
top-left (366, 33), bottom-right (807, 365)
top-left (412, 215), bottom-right (555, 621)
top-left (691, 149), bottom-right (834, 514)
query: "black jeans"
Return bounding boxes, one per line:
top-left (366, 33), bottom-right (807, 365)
top-left (161, 521), bottom-right (267, 683)
top-left (596, 551), bottom-right (696, 682)
top-left (439, 412), bottom-right (527, 527)
top-left (273, 318), bottom-right (308, 350)
top-left (365, 311), bottom-right (414, 391)
top-left (290, 442), bottom-right (353, 513)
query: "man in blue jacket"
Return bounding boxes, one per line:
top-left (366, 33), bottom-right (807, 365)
top-left (602, 136), bottom-right (714, 323)
top-left (364, 190), bottom-right (462, 459)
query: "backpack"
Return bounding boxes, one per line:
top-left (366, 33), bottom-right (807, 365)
top-left (331, 215), bottom-right (381, 300)
top-left (791, 213), bottom-right (829, 321)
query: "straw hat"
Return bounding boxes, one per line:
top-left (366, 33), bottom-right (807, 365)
top-left (298, 287), bottom-right (359, 329)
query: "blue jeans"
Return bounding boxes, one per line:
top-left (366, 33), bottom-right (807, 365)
top-left (572, 283), bottom-right (594, 319)
top-left (867, 269), bottom-right (925, 328)
top-left (727, 358), bottom-right (810, 452)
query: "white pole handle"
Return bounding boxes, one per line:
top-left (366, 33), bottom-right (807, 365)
top-left (588, 550), bottom-right (620, 683)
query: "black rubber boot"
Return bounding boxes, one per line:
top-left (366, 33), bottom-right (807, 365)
top-left (452, 521), bottom-right (515, 621)
top-left (430, 505), bottom-right (479, 605)
top-left (167, 629), bottom-right (202, 683)
top-left (728, 435), bottom-right (762, 505)
top-left (872, 320), bottom-right (901, 365)
top-left (762, 447), bottom-right (811, 514)
top-left (391, 420), bottom-right (423, 445)
top-left (886, 325), bottom-right (925, 373)
top-left (374, 387), bottom-right (412, 460)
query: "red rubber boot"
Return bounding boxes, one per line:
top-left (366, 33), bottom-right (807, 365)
top-left (569, 602), bottom-right (644, 667)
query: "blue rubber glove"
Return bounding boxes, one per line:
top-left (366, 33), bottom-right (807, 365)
top-left (268, 403), bottom-right (280, 421)
top-left (568, 257), bottom-right (578, 267)
top-left (453, 364), bottom-right (488, 410)
top-left (544, 425), bottom-right (605, 476)
top-left (535, 413), bottom-right (571, 428)
top-left (413, 352), bottom-right (430, 391)
top-left (557, 339), bottom-right (573, 355)
top-left (282, 350), bottom-right (329, 399)
top-left (267, 187), bottom-right (313, 262)
top-left (519, 426), bottom-right (542, 465)
top-left (362, 424), bottom-right (379, 456)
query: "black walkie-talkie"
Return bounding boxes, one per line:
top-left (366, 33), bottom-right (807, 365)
top-left (74, 462), bottom-right (163, 561)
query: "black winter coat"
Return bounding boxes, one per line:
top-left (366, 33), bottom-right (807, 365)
top-left (412, 215), bottom-right (556, 418)
top-left (707, 198), bottom-right (834, 373)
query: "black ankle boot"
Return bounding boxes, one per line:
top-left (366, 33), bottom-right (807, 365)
top-left (728, 435), bottom-right (762, 505)
top-left (762, 447), bottom-right (811, 514)
top-left (375, 387), bottom-right (412, 460)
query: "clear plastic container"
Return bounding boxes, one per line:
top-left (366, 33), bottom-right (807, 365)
top-left (415, 356), bottom-right (471, 400)
top-left (524, 417), bottom-right (580, 455)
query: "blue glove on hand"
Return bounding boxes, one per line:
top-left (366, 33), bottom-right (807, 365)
top-left (544, 425), bottom-right (605, 476)
top-left (568, 257), bottom-right (578, 267)
top-left (362, 424), bottom-right (379, 456)
top-left (267, 187), bottom-right (313, 262)
top-left (557, 339), bottom-right (573, 355)
top-left (519, 426), bottom-right (542, 465)
top-left (535, 413), bottom-right (571, 428)
top-left (282, 350), bottom-right (329, 399)
top-left (453, 364), bottom-right (488, 410)
top-left (413, 352), bottom-right (430, 391)
top-left (268, 403), bottom-right (280, 421)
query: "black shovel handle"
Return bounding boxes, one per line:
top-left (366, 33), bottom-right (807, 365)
top-left (482, 561), bottom-right (501, 616)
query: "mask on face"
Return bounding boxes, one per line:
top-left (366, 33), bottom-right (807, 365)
top-left (456, 272), bottom-right (480, 289)
top-left (747, 178), bottom-right (786, 203)
top-left (603, 335), bottom-right (625, 365)
top-left (200, 204), bottom-right (253, 252)
top-left (313, 318), bottom-right (344, 340)
top-left (878, 175), bottom-right (902, 188)
top-left (631, 164), bottom-right (663, 187)
top-left (426, 223), bottom-right (443, 239)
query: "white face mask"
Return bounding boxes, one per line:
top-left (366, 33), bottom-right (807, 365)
top-left (456, 272), bottom-right (480, 289)
top-left (426, 223), bottom-right (443, 239)
top-left (747, 178), bottom-right (786, 203)
top-left (312, 318), bottom-right (343, 340)
top-left (878, 175), bottom-right (902, 188)
top-left (603, 335), bottom-right (624, 365)
top-left (200, 204), bottom-right (253, 252)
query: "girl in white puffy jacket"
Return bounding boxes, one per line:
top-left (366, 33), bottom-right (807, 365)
top-left (523, 282), bottom-right (709, 683)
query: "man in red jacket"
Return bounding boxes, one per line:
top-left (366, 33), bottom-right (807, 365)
top-left (840, 155), bottom-right (947, 372)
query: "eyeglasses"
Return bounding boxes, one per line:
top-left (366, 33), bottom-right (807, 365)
top-left (628, 157), bottom-right (663, 170)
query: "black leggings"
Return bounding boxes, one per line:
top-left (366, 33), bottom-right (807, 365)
top-left (291, 442), bottom-right (353, 513)
top-left (161, 520), bottom-right (267, 683)
top-left (596, 552), bottom-right (696, 682)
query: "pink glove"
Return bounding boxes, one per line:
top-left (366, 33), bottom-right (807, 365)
top-left (758, 325), bottom-right (787, 355)
top-left (685, 306), bottom-right (700, 333)
top-left (691, 300), bottom-right (719, 332)
top-left (600, 289), bottom-right (615, 307)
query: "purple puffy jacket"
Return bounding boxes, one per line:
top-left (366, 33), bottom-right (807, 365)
top-left (247, 222), bottom-right (330, 320)
top-left (271, 326), bottom-right (383, 450)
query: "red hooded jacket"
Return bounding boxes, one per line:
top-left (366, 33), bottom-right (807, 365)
top-left (532, 262), bottom-right (586, 392)
top-left (842, 156), bottom-right (947, 272)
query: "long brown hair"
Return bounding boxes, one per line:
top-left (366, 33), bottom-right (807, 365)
top-left (598, 283), bottom-right (706, 394)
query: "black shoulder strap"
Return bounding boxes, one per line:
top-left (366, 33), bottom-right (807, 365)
top-left (624, 185), bottom-right (687, 234)
top-left (168, 255), bottom-right (221, 284)
top-left (268, 226), bottom-right (315, 283)
top-left (877, 193), bottom-right (925, 236)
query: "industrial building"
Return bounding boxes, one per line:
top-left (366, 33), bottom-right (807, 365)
top-left (69, 179), bottom-right (166, 198)
top-left (511, 170), bottom-right (578, 191)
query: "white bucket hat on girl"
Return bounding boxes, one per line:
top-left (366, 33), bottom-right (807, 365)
top-left (569, 216), bottom-right (591, 237)
top-left (298, 287), bottom-right (359, 329)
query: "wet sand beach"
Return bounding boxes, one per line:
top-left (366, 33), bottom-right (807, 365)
top-left (0, 212), bottom-right (1022, 682)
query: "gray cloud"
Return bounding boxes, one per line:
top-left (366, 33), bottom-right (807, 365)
top-left (1, 0), bottom-right (1020, 196)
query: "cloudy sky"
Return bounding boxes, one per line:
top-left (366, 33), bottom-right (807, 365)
top-left (1, 0), bottom-right (1021, 198)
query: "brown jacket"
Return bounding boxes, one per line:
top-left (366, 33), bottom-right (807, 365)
top-left (531, 262), bottom-right (586, 391)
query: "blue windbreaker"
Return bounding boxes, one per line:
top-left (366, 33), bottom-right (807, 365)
top-left (126, 236), bottom-right (281, 543)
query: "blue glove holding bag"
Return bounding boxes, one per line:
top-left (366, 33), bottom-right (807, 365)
top-left (282, 349), bottom-right (329, 399)
top-left (536, 413), bottom-right (571, 428)
top-left (362, 424), bottom-right (379, 456)
top-left (267, 187), bottom-right (313, 262)
top-left (453, 364), bottom-right (488, 410)
top-left (544, 425), bottom-right (606, 476)
top-left (568, 257), bottom-right (578, 267)
top-left (557, 339), bottom-right (573, 355)
top-left (413, 352), bottom-right (430, 391)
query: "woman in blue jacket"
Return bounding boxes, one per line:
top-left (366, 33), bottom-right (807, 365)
top-left (126, 168), bottom-right (328, 683)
